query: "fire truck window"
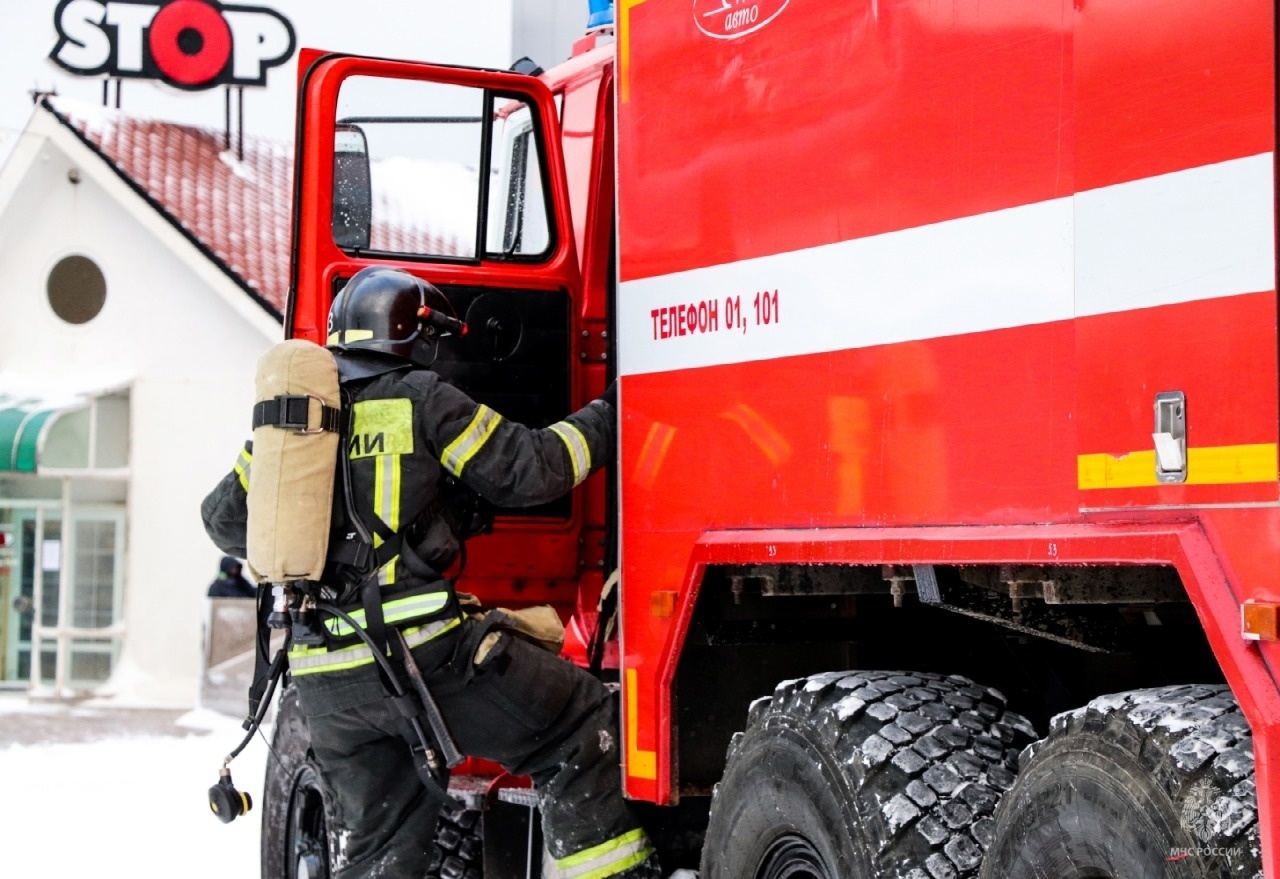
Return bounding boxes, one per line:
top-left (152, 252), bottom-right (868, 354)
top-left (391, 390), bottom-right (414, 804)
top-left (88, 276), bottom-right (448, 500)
top-left (335, 76), bottom-right (485, 259)
top-left (486, 101), bottom-right (551, 258)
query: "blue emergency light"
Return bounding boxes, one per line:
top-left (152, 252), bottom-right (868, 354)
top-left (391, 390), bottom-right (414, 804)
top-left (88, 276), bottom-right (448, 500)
top-left (587, 0), bottom-right (615, 30)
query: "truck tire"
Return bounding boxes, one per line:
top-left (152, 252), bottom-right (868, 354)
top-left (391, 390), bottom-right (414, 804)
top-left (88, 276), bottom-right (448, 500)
top-left (980, 684), bottom-right (1261, 879)
top-left (700, 670), bottom-right (1037, 879)
top-left (428, 799), bottom-right (484, 879)
top-left (261, 685), bottom-right (485, 879)
top-left (262, 686), bottom-right (333, 879)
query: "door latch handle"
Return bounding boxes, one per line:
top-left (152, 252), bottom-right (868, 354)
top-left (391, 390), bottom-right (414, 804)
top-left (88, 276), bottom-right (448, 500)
top-left (1153, 391), bottom-right (1187, 484)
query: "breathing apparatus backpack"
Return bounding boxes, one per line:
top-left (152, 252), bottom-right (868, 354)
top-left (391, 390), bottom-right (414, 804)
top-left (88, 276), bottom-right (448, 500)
top-left (245, 339), bottom-right (344, 642)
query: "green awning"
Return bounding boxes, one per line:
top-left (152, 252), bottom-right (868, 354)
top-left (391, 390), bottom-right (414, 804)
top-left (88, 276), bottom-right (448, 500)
top-left (0, 393), bottom-right (88, 473)
top-left (0, 388), bottom-right (128, 474)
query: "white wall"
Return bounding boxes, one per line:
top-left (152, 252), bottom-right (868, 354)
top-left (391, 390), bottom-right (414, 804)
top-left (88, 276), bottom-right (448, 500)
top-left (0, 120), bottom-right (275, 706)
top-left (513, 0), bottom-right (595, 68)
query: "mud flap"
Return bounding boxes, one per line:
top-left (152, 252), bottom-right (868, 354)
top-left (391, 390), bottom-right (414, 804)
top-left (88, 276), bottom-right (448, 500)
top-left (484, 786), bottom-right (544, 879)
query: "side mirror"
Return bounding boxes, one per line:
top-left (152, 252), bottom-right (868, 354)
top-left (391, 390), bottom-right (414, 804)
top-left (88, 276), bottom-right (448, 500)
top-left (332, 124), bottom-right (371, 250)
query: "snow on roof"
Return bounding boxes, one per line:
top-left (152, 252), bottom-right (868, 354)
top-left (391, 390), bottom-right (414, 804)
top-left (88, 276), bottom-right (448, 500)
top-left (43, 98), bottom-right (472, 321)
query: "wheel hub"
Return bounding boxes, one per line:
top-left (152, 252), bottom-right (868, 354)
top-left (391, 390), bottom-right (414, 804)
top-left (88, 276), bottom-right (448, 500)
top-left (756, 834), bottom-right (833, 879)
top-left (286, 766), bottom-right (330, 879)
top-left (296, 852), bottom-right (324, 879)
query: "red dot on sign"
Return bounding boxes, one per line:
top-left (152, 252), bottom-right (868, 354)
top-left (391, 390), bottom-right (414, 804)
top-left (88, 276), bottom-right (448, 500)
top-left (148, 0), bottom-right (232, 87)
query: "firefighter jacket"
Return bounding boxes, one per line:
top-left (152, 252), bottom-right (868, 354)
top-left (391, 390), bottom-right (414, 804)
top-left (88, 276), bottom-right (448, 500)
top-left (201, 350), bottom-right (615, 676)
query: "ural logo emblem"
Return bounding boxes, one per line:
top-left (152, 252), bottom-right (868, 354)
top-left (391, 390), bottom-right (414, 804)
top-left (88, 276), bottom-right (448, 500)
top-left (693, 0), bottom-right (790, 40)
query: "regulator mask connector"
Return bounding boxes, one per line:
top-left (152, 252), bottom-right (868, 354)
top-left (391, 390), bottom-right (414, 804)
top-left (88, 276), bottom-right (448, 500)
top-left (208, 764), bottom-right (252, 824)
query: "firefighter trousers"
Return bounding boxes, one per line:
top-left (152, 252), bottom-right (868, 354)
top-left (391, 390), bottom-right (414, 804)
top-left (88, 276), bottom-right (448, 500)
top-left (292, 616), bottom-right (656, 879)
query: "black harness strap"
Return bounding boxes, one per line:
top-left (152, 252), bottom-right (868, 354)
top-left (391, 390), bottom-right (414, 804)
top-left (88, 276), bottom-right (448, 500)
top-left (360, 573), bottom-right (403, 688)
top-left (246, 583), bottom-right (285, 726)
top-left (253, 394), bottom-right (341, 434)
top-left (337, 379), bottom-right (396, 678)
top-left (326, 528), bottom-right (406, 575)
top-left (327, 379), bottom-right (461, 796)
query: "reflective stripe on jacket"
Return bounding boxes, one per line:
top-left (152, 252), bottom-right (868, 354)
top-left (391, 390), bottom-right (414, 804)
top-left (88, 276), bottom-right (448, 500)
top-left (322, 590), bottom-right (453, 638)
top-left (289, 616), bottom-right (462, 676)
top-left (542, 828), bottom-right (656, 879)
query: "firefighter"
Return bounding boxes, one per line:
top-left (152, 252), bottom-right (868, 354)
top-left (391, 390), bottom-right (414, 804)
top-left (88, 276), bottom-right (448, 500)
top-left (201, 267), bottom-right (657, 879)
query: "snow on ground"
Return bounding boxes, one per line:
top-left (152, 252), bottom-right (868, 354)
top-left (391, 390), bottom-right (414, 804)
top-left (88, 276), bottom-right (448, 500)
top-left (0, 700), bottom-right (269, 877)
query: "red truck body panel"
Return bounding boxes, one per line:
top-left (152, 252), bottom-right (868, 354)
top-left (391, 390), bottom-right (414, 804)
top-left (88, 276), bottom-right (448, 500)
top-left (614, 0), bottom-right (1280, 870)
top-left (287, 1), bottom-right (1280, 871)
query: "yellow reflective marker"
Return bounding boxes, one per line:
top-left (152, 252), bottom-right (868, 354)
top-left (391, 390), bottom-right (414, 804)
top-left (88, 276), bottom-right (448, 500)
top-left (1078, 443), bottom-right (1277, 489)
top-left (625, 668), bottom-right (657, 781)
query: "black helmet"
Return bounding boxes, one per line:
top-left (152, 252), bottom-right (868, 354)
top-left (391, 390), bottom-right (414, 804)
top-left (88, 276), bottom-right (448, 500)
top-left (327, 267), bottom-right (464, 366)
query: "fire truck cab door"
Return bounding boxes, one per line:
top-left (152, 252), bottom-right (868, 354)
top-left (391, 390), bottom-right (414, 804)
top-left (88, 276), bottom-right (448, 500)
top-left (289, 52), bottom-right (589, 582)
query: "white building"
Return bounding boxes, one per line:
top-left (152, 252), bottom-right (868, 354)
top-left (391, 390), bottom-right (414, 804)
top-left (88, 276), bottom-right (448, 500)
top-left (0, 99), bottom-right (286, 706)
top-left (0, 0), bottom-right (600, 709)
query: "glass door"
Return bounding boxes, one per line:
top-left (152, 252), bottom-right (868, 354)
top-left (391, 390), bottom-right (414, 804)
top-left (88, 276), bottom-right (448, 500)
top-left (63, 512), bottom-right (125, 687)
top-left (0, 507), bottom-right (124, 689)
top-left (1, 510), bottom-right (60, 686)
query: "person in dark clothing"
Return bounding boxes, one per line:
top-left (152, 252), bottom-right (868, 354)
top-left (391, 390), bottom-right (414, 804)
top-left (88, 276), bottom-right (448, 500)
top-left (201, 267), bottom-right (655, 879)
top-left (206, 556), bottom-right (255, 599)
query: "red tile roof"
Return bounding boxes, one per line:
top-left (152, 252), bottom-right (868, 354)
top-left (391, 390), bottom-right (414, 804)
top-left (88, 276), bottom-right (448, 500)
top-left (45, 100), bottom-right (472, 321)
top-left (47, 98), bottom-right (292, 318)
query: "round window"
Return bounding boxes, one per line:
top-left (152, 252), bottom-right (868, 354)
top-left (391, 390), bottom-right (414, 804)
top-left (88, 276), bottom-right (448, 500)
top-left (47, 255), bottom-right (107, 325)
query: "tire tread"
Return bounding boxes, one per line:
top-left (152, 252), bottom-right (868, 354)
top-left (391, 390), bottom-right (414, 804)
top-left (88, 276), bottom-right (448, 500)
top-left (991, 684), bottom-right (1260, 878)
top-left (706, 670), bottom-right (1036, 878)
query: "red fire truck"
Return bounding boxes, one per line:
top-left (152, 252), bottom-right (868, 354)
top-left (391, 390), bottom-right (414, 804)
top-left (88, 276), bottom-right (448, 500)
top-left (269, 1), bottom-right (1278, 876)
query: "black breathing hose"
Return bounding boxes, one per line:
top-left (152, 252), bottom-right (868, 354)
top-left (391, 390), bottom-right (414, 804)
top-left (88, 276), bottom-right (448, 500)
top-left (226, 646), bottom-right (287, 762)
